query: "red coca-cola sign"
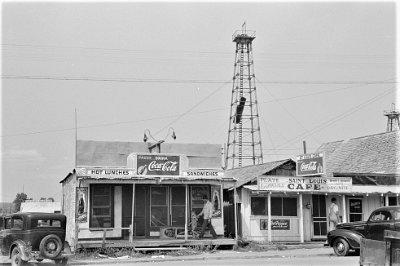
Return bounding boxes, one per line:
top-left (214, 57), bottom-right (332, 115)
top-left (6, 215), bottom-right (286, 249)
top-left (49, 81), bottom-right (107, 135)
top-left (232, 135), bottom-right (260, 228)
top-left (296, 153), bottom-right (324, 176)
top-left (137, 154), bottom-right (180, 176)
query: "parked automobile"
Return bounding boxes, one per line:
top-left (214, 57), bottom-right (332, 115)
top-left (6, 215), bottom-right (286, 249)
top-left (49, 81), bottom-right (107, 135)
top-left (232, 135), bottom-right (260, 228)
top-left (0, 212), bottom-right (72, 265)
top-left (327, 206), bottom-right (400, 256)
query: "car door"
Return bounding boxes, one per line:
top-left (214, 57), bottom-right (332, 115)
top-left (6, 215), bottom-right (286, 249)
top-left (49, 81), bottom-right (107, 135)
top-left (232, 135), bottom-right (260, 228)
top-left (365, 210), bottom-right (395, 241)
top-left (0, 217), bottom-right (13, 255)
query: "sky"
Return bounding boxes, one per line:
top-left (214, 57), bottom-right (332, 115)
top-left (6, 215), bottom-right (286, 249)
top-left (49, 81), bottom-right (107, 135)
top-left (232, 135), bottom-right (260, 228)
top-left (1, 1), bottom-right (398, 202)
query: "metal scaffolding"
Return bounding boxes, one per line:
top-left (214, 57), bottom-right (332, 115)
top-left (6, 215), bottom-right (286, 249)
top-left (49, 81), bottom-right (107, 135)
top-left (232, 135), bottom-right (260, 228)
top-left (225, 25), bottom-right (263, 169)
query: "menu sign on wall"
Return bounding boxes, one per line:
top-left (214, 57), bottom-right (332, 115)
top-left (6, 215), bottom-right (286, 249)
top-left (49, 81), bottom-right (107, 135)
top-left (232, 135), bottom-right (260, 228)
top-left (137, 154), bottom-right (180, 176)
top-left (296, 153), bottom-right (324, 176)
top-left (258, 176), bottom-right (352, 193)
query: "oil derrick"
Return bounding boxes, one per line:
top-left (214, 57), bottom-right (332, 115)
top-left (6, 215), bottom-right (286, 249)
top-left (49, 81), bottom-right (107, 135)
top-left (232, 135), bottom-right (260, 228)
top-left (384, 103), bottom-right (400, 132)
top-left (225, 23), bottom-right (263, 169)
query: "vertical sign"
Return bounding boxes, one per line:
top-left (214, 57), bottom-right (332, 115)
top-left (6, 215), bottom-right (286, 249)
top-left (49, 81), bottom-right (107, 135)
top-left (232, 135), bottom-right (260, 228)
top-left (211, 186), bottom-right (221, 218)
top-left (76, 187), bottom-right (88, 223)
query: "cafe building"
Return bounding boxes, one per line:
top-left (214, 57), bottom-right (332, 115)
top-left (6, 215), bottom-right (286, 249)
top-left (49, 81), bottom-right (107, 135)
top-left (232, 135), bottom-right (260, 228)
top-left (225, 130), bottom-right (399, 243)
top-left (60, 140), bottom-right (236, 250)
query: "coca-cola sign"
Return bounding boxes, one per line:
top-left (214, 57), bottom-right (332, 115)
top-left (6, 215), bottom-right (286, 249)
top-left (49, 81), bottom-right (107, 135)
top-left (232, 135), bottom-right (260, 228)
top-left (296, 153), bottom-right (324, 176)
top-left (137, 154), bottom-right (180, 176)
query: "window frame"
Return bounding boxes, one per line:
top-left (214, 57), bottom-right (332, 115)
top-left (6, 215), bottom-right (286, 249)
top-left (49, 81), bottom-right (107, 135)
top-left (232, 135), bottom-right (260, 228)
top-left (251, 197), bottom-right (267, 216)
top-left (271, 196), bottom-right (298, 217)
top-left (90, 185), bottom-right (114, 228)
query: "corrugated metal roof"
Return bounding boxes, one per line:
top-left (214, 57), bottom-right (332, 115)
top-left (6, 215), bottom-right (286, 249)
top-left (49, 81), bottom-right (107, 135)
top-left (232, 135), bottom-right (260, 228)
top-left (224, 159), bottom-right (295, 188)
top-left (316, 131), bottom-right (400, 176)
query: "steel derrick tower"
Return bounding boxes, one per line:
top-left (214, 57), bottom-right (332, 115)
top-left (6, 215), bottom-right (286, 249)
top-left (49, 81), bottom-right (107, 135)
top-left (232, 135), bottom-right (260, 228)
top-left (225, 25), bottom-right (263, 169)
top-left (384, 103), bottom-right (400, 132)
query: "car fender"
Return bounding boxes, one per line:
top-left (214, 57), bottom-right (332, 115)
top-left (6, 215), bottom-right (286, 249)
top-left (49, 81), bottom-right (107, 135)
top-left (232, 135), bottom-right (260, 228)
top-left (328, 229), bottom-right (364, 249)
top-left (9, 239), bottom-right (32, 261)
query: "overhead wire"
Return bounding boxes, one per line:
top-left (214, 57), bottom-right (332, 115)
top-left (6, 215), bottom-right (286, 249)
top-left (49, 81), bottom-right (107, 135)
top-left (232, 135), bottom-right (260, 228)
top-left (1, 79), bottom-right (394, 138)
top-left (275, 87), bottom-right (394, 149)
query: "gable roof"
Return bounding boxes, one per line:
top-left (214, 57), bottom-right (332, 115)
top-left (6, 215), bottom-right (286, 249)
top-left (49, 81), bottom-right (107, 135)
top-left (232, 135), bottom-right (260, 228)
top-left (316, 131), bottom-right (400, 176)
top-left (224, 159), bottom-right (295, 188)
top-left (76, 140), bottom-right (223, 169)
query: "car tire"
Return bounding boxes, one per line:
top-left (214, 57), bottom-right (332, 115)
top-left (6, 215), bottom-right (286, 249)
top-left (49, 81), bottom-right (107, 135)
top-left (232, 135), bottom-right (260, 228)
top-left (55, 258), bottom-right (68, 265)
top-left (39, 234), bottom-right (63, 259)
top-left (333, 237), bottom-right (350, 256)
top-left (11, 246), bottom-right (27, 266)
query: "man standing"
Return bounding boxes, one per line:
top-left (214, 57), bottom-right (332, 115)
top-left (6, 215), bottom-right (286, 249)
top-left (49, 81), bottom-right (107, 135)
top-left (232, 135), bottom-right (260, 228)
top-left (197, 195), bottom-right (217, 239)
top-left (328, 197), bottom-right (340, 231)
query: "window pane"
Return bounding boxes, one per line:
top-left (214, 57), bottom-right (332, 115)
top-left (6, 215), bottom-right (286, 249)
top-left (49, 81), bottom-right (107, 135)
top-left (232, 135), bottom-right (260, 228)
top-left (151, 187), bottom-right (167, 205)
top-left (5, 218), bottom-right (11, 229)
top-left (251, 197), bottom-right (266, 215)
top-left (93, 208), bottom-right (110, 216)
top-left (171, 206), bottom-right (185, 226)
top-left (93, 195), bottom-right (110, 206)
top-left (12, 218), bottom-right (23, 230)
top-left (283, 198), bottom-right (297, 216)
top-left (271, 198), bottom-right (282, 216)
top-left (151, 206), bottom-right (168, 227)
top-left (171, 187), bottom-right (185, 205)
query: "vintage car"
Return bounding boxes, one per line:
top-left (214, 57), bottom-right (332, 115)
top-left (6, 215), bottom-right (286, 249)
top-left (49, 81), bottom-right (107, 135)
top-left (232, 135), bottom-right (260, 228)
top-left (0, 212), bottom-right (72, 265)
top-left (327, 206), bottom-right (400, 256)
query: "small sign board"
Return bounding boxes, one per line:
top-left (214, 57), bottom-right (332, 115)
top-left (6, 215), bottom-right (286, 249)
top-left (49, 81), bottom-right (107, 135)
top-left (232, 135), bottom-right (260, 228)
top-left (296, 153), bottom-right (324, 176)
top-left (137, 154), bottom-right (180, 176)
top-left (260, 219), bottom-right (290, 230)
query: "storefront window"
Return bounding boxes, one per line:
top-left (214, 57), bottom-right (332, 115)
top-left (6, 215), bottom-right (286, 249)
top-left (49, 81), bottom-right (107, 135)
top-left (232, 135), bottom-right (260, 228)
top-left (251, 197), bottom-right (267, 215)
top-left (271, 197), bottom-right (297, 216)
top-left (90, 185), bottom-right (114, 228)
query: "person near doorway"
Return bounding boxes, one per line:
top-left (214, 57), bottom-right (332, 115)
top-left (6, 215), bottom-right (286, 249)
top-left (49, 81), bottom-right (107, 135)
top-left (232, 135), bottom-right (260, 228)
top-left (197, 195), bottom-right (217, 239)
top-left (328, 197), bottom-right (340, 231)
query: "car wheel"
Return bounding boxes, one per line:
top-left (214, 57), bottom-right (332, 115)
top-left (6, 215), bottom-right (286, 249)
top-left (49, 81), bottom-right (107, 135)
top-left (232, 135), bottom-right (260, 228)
top-left (11, 246), bottom-right (27, 266)
top-left (55, 258), bottom-right (68, 265)
top-left (333, 237), bottom-right (350, 256)
top-left (39, 234), bottom-right (63, 259)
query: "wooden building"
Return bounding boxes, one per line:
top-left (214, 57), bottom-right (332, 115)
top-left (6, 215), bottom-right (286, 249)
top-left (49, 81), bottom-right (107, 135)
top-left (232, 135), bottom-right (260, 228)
top-left (60, 140), bottom-right (236, 250)
top-left (225, 131), bottom-right (400, 243)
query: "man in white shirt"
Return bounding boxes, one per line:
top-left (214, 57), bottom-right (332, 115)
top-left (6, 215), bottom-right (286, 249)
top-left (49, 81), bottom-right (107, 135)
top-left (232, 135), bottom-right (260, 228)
top-left (197, 195), bottom-right (217, 239)
top-left (328, 197), bottom-right (340, 231)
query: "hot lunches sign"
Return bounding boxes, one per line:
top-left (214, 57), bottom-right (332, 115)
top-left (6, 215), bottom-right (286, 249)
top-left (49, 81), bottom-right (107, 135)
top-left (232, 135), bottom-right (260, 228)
top-left (137, 154), bottom-right (180, 176)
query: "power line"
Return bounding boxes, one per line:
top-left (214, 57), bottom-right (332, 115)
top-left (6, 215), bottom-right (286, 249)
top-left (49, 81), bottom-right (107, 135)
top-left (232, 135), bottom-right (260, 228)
top-left (1, 81), bottom-right (394, 138)
top-left (275, 87), bottom-right (394, 149)
top-left (1, 75), bottom-right (397, 85)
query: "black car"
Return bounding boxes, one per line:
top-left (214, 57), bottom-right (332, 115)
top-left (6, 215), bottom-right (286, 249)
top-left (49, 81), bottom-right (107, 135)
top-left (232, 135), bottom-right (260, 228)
top-left (327, 206), bottom-right (400, 256)
top-left (0, 212), bottom-right (72, 266)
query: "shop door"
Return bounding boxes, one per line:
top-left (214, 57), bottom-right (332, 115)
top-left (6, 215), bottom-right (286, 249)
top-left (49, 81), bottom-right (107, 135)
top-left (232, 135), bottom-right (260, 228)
top-left (122, 185), bottom-right (133, 239)
top-left (134, 185), bottom-right (149, 238)
top-left (312, 195), bottom-right (327, 238)
top-left (349, 198), bottom-right (363, 222)
top-left (171, 186), bottom-right (186, 227)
